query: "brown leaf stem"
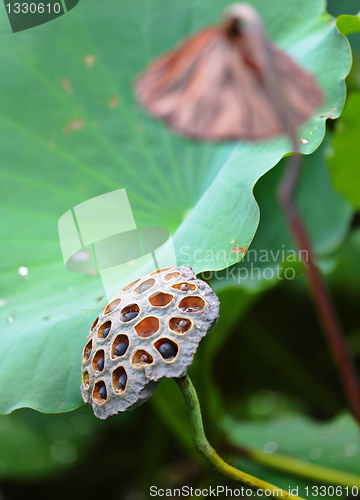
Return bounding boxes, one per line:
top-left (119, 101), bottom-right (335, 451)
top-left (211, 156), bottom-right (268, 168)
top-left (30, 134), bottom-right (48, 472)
top-left (278, 136), bottom-right (360, 426)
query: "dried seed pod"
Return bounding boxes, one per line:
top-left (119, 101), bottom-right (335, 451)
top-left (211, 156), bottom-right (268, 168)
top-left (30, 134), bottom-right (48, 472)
top-left (81, 266), bottom-right (220, 419)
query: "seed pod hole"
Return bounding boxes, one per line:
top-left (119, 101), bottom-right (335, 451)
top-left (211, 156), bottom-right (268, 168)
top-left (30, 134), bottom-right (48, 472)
top-left (135, 316), bottom-right (160, 338)
top-left (92, 349), bottom-right (105, 374)
top-left (122, 278), bottom-right (140, 292)
top-left (93, 381), bottom-right (107, 404)
top-left (169, 317), bottom-right (192, 334)
top-left (178, 296), bottom-right (205, 313)
top-left (111, 334), bottom-right (129, 358)
top-left (98, 321), bottom-right (112, 340)
top-left (172, 282), bottom-right (196, 292)
top-left (148, 292), bottom-right (173, 307)
top-left (82, 370), bottom-right (90, 389)
top-left (164, 271), bottom-right (180, 281)
top-left (132, 350), bottom-right (154, 367)
top-left (120, 304), bottom-right (140, 323)
top-left (155, 338), bottom-right (179, 361)
top-left (83, 340), bottom-right (92, 362)
top-left (134, 278), bottom-right (155, 295)
top-left (104, 298), bottom-right (121, 315)
top-left (150, 267), bottom-right (173, 275)
top-left (112, 366), bottom-right (127, 393)
top-left (91, 317), bottom-right (99, 331)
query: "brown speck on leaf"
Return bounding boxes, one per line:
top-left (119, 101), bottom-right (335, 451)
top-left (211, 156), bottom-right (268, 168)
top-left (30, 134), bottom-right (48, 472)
top-left (314, 126), bottom-right (317, 130)
top-left (56, 400), bottom-right (59, 404)
top-left (320, 107), bottom-right (337, 119)
top-left (231, 239), bottom-right (234, 244)
top-left (96, 295), bottom-right (105, 302)
top-left (232, 246), bottom-right (240, 254)
top-left (240, 245), bottom-right (247, 254)
top-left (60, 78), bottom-right (74, 95)
top-left (109, 95), bottom-right (120, 109)
top-left (85, 54), bottom-right (95, 68)
top-left (309, 131), bottom-right (312, 135)
top-left (64, 118), bottom-right (84, 135)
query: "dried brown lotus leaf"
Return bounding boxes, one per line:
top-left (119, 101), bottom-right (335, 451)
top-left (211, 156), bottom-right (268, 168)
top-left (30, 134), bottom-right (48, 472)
top-left (81, 266), bottom-right (219, 419)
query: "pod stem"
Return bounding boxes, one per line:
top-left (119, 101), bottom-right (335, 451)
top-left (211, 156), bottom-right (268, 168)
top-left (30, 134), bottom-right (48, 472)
top-left (228, 443), bottom-right (360, 488)
top-left (278, 134), bottom-right (360, 427)
top-left (175, 374), bottom-right (303, 500)
top-left (175, 374), bottom-right (360, 492)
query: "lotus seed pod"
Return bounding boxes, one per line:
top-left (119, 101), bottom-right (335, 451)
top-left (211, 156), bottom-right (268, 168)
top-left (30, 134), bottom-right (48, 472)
top-left (81, 265), bottom-right (220, 419)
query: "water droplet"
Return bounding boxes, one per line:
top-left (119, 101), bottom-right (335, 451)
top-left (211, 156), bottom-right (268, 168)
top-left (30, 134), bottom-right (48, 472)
top-left (309, 447), bottom-right (323, 460)
top-left (300, 138), bottom-right (309, 144)
top-left (18, 266), bottom-right (29, 276)
top-left (263, 441), bottom-right (278, 454)
top-left (7, 316), bottom-right (14, 323)
top-left (346, 443), bottom-right (359, 457)
top-left (0, 299), bottom-right (6, 307)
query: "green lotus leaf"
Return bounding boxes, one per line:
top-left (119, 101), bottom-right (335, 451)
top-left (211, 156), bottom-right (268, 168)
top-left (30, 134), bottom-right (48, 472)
top-left (0, 0), bottom-right (352, 413)
top-left (328, 92), bottom-right (360, 210)
top-left (223, 412), bottom-right (360, 498)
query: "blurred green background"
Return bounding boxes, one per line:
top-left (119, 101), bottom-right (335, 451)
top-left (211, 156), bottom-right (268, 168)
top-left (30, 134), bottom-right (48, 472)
top-left (0, 0), bottom-right (359, 498)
